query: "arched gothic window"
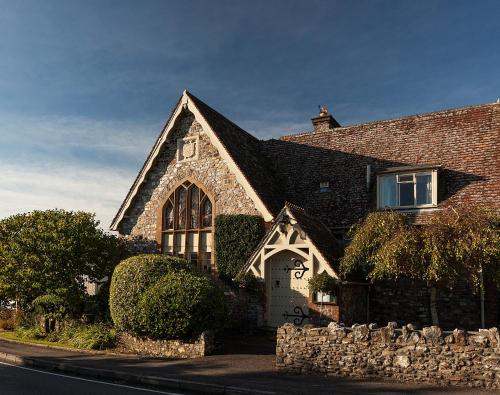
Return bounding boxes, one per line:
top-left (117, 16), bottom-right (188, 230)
top-left (161, 180), bottom-right (213, 272)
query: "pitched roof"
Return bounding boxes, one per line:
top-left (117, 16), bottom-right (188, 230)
top-left (112, 91), bottom-right (498, 234)
top-left (185, 92), bottom-right (284, 216)
top-left (243, 202), bottom-right (342, 274)
top-left (284, 202), bottom-right (342, 267)
top-left (111, 90), bottom-right (283, 230)
top-left (261, 102), bottom-right (499, 228)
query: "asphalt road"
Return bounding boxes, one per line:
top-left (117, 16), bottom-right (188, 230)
top-left (0, 362), bottom-right (189, 395)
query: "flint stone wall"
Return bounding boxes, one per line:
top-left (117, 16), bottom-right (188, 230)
top-left (276, 322), bottom-right (500, 389)
top-left (119, 112), bottom-right (260, 239)
top-left (119, 331), bottom-right (215, 358)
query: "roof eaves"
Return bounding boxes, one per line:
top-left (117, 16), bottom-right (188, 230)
top-left (110, 95), bottom-right (184, 230)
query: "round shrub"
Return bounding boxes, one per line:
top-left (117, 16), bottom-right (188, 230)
top-left (109, 254), bottom-right (192, 334)
top-left (138, 271), bottom-right (226, 340)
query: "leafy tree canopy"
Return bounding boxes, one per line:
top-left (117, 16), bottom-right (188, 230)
top-left (0, 209), bottom-right (125, 310)
top-left (340, 207), bottom-right (500, 290)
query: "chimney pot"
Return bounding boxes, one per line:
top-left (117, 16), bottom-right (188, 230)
top-left (311, 107), bottom-right (340, 132)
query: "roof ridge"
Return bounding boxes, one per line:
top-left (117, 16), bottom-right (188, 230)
top-left (186, 90), bottom-right (285, 216)
top-left (185, 91), bottom-right (260, 142)
top-left (279, 101), bottom-right (498, 140)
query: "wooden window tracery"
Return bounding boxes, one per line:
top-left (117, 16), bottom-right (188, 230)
top-left (161, 181), bottom-right (213, 272)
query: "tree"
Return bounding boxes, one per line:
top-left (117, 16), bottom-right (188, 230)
top-left (0, 209), bottom-right (125, 312)
top-left (340, 207), bottom-right (499, 326)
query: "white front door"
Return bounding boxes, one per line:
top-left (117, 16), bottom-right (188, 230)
top-left (268, 250), bottom-right (311, 327)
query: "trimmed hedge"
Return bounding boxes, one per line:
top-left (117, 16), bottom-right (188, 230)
top-left (214, 215), bottom-right (265, 280)
top-left (109, 254), bottom-right (192, 334)
top-left (138, 271), bottom-right (226, 339)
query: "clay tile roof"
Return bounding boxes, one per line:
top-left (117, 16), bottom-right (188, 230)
top-left (186, 91), bottom-right (285, 215)
top-left (284, 202), bottom-right (342, 269)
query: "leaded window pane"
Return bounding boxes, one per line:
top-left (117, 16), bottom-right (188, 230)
top-left (177, 188), bottom-right (186, 229)
top-left (164, 202), bottom-right (174, 229)
top-left (202, 200), bottom-right (212, 228)
top-left (190, 186), bottom-right (199, 229)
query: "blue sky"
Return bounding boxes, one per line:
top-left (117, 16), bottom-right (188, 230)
top-left (1, 0), bottom-right (499, 228)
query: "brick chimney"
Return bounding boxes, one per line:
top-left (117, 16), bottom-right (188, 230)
top-left (311, 106), bottom-right (340, 133)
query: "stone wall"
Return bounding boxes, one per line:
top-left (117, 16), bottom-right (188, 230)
top-left (276, 322), bottom-right (500, 389)
top-left (119, 111), bottom-right (260, 239)
top-left (223, 287), bottom-right (266, 331)
top-left (118, 331), bottom-right (215, 358)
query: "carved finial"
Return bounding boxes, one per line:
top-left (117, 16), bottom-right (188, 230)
top-left (319, 105), bottom-right (329, 117)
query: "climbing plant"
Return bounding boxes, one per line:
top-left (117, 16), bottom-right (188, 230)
top-left (214, 215), bottom-right (265, 281)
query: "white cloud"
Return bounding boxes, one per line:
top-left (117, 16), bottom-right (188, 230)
top-left (0, 163), bottom-right (135, 230)
top-left (0, 113), bottom-right (159, 159)
top-left (0, 110), bottom-right (312, 230)
top-left (0, 113), bottom-right (160, 229)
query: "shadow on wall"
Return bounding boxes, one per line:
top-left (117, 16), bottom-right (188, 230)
top-left (261, 139), bottom-right (486, 229)
top-left (119, 111), bottom-right (198, 236)
top-left (121, 237), bottom-right (158, 255)
top-left (369, 279), bottom-right (498, 330)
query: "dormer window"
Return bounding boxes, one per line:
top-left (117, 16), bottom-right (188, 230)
top-left (377, 168), bottom-right (438, 209)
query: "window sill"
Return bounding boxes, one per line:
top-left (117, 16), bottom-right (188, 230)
top-left (377, 206), bottom-right (439, 213)
top-left (312, 301), bottom-right (338, 306)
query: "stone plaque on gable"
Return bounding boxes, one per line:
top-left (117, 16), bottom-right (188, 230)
top-left (177, 137), bottom-right (198, 162)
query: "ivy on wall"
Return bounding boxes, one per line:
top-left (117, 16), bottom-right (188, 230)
top-left (214, 215), bottom-right (265, 281)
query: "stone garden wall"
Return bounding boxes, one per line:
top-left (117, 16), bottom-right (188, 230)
top-left (118, 331), bottom-right (215, 358)
top-left (276, 322), bottom-right (500, 389)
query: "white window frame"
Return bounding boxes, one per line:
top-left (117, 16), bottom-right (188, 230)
top-left (377, 169), bottom-right (438, 210)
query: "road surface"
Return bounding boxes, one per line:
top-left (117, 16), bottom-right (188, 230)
top-left (0, 362), bottom-right (188, 395)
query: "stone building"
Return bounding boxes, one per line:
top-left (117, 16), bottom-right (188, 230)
top-left (111, 90), bottom-right (499, 329)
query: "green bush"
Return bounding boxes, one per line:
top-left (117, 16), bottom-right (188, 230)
top-left (215, 215), bottom-right (265, 280)
top-left (138, 271), bottom-right (226, 339)
top-left (32, 293), bottom-right (67, 322)
top-left (15, 326), bottom-right (44, 340)
top-left (0, 309), bottom-right (16, 330)
top-left (65, 323), bottom-right (116, 350)
top-left (109, 254), bottom-right (193, 334)
top-left (15, 322), bottom-right (116, 350)
top-left (233, 271), bottom-right (263, 292)
top-left (308, 272), bottom-right (338, 294)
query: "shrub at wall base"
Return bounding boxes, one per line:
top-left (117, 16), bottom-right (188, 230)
top-left (109, 254), bottom-right (192, 335)
top-left (139, 271), bottom-right (226, 339)
top-left (109, 254), bottom-right (226, 343)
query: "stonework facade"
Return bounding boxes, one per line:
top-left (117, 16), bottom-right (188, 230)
top-left (277, 322), bottom-right (500, 389)
top-left (119, 112), bottom-right (260, 244)
top-left (113, 91), bottom-right (499, 331)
